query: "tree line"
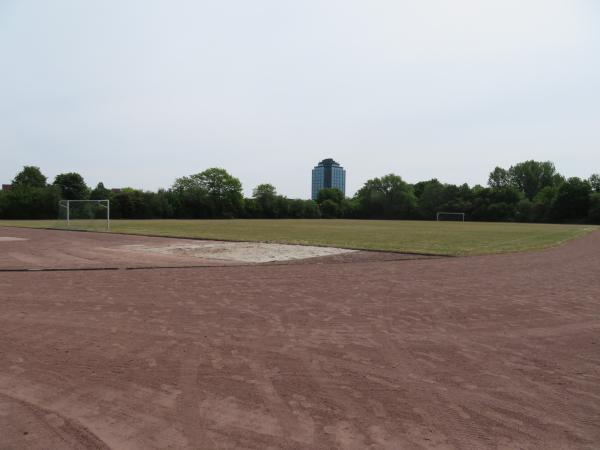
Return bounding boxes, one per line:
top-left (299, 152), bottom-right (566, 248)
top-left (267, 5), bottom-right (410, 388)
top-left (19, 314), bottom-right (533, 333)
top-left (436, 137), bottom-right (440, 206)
top-left (1, 161), bottom-right (599, 223)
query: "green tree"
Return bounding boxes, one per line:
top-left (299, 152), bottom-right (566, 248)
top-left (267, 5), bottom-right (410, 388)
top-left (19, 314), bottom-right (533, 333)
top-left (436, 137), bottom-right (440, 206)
top-left (0, 185), bottom-right (60, 219)
top-left (508, 160), bottom-right (560, 200)
top-left (286, 199), bottom-right (304, 218)
top-left (531, 186), bottom-right (557, 222)
top-left (0, 166), bottom-right (62, 219)
top-left (340, 197), bottom-right (359, 218)
top-left (90, 182), bottom-right (111, 200)
top-left (253, 183), bottom-right (277, 198)
top-left (470, 185), bottom-right (522, 221)
top-left (171, 175), bottom-right (210, 218)
top-left (110, 188), bottom-right (155, 219)
top-left (252, 184), bottom-right (278, 218)
top-left (54, 172), bottom-right (89, 200)
top-left (589, 174), bottom-right (600, 192)
top-left (301, 200), bottom-right (321, 218)
top-left (12, 166), bottom-right (47, 188)
top-left (488, 167), bottom-right (511, 189)
top-left (319, 199), bottom-right (341, 218)
top-left (0, 191), bottom-right (5, 217)
top-left (274, 195), bottom-right (290, 218)
top-left (444, 183), bottom-right (474, 214)
top-left (416, 179), bottom-right (444, 219)
top-left (515, 198), bottom-right (534, 222)
top-left (148, 189), bottom-right (175, 218)
top-left (243, 197), bottom-right (261, 218)
top-left (173, 168), bottom-right (243, 217)
top-left (551, 177), bottom-right (591, 221)
top-left (316, 188), bottom-right (344, 205)
top-left (415, 180), bottom-right (473, 219)
top-left (589, 193), bottom-right (600, 224)
top-left (355, 174), bottom-right (416, 219)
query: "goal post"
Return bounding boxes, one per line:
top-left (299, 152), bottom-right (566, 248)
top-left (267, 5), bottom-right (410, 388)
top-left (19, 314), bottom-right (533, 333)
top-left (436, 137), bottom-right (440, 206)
top-left (436, 212), bottom-right (465, 222)
top-left (58, 200), bottom-right (110, 230)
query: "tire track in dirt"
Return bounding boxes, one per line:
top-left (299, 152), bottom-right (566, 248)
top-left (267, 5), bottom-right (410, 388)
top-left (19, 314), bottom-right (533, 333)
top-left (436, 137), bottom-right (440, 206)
top-left (0, 392), bottom-right (110, 450)
top-left (176, 342), bottom-right (218, 450)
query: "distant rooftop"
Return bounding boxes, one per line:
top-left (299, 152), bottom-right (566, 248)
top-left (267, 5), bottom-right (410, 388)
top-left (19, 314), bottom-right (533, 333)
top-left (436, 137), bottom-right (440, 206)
top-left (315, 158), bottom-right (341, 168)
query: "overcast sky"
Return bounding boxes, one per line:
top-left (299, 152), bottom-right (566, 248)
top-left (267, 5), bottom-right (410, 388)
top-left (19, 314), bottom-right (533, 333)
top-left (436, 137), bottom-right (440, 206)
top-left (1, 1), bottom-right (599, 197)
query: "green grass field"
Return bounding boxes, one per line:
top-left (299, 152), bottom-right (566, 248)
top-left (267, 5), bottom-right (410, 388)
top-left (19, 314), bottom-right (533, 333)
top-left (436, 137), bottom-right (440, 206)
top-left (0, 219), bottom-right (596, 256)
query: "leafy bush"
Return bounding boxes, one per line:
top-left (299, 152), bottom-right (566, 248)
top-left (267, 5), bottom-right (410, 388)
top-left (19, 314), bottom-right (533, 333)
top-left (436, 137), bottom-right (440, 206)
top-left (588, 193), bottom-right (600, 224)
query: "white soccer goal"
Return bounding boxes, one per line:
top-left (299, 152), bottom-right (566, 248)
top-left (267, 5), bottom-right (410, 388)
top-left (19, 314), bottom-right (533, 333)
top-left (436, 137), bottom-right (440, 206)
top-left (58, 200), bottom-right (110, 230)
top-left (436, 212), bottom-right (465, 222)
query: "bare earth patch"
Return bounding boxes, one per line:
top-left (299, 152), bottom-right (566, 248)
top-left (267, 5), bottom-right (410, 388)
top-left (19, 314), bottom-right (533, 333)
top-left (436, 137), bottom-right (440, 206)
top-left (1, 226), bottom-right (599, 448)
top-left (0, 228), bottom-right (420, 270)
top-left (123, 241), bottom-right (356, 263)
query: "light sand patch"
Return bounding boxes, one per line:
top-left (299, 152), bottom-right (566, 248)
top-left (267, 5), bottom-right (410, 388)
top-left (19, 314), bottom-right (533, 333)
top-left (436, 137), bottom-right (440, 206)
top-left (123, 241), bottom-right (355, 263)
top-left (0, 237), bottom-right (28, 242)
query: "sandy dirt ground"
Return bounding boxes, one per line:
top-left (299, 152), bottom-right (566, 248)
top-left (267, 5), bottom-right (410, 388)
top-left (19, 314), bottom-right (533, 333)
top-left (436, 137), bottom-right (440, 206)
top-left (0, 228), bottom-right (239, 270)
top-left (0, 227), bottom-right (382, 270)
top-left (122, 241), bottom-right (355, 264)
top-left (0, 228), bottom-right (427, 271)
top-left (0, 227), bottom-right (599, 449)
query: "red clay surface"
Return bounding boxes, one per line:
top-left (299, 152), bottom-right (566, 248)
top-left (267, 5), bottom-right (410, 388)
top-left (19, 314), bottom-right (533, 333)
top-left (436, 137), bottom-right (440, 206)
top-left (1, 227), bottom-right (599, 449)
top-left (0, 227), bottom-right (241, 270)
top-left (0, 227), bottom-right (428, 270)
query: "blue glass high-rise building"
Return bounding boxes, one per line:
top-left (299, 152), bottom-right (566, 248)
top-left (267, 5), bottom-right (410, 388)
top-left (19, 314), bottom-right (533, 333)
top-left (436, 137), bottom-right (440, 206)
top-left (311, 158), bottom-right (346, 200)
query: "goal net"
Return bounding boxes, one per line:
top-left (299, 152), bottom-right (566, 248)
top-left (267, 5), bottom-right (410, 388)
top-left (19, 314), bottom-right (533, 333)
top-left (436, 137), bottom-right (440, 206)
top-left (58, 200), bottom-right (110, 231)
top-left (436, 212), bottom-right (465, 222)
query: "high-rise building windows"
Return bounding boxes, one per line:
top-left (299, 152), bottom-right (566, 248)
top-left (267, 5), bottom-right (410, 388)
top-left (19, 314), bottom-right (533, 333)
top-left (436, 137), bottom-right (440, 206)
top-left (311, 159), bottom-right (346, 200)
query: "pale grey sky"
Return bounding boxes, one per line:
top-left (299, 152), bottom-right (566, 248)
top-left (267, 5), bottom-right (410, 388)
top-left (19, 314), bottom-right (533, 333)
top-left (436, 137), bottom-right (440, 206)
top-left (1, 0), bottom-right (599, 197)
